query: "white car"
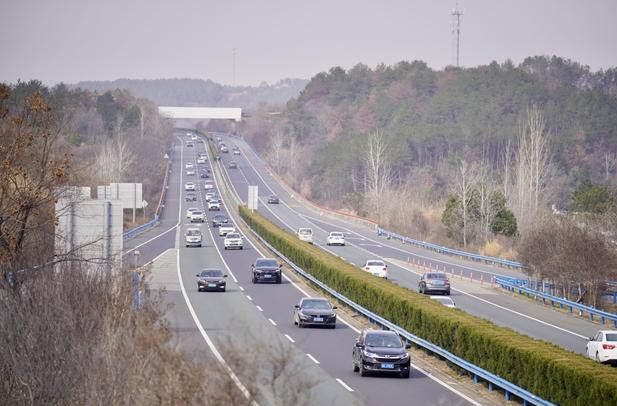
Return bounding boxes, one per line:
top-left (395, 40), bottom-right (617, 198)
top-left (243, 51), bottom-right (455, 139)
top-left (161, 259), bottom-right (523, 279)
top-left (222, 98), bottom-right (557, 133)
top-left (233, 149), bottom-right (241, 155)
top-left (191, 135), bottom-right (198, 141)
top-left (207, 200), bottom-right (221, 211)
top-left (326, 231), bottom-right (345, 246)
top-left (218, 224), bottom-right (236, 237)
top-left (205, 192), bottom-right (217, 202)
top-left (204, 181), bottom-right (214, 190)
top-left (189, 210), bottom-right (205, 223)
top-left (197, 157), bottom-right (207, 164)
top-left (186, 131), bottom-right (192, 136)
top-left (186, 208), bottom-right (199, 219)
top-left (224, 232), bottom-right (244, 250)
top-left (185, 227), bottom-right (202, 247)
top-left (186, 169), bottom-right (195, 176)
top-left (297, 228), bottom-right (313, 244)
top-left (185, 162), bottom-right (194, 169)
top-left (430, 296), bottom-right (456, 308)
top-left (363, 260), bottom-right (388, 279)
top-left (586, 330), bottom-right (617, 365)
top-left (184, 182), bottom-right (196, 191)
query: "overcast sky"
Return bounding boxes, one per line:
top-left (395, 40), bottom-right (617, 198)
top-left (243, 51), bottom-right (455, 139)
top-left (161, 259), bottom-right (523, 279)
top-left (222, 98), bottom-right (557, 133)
top-left (1, 0), bottom-right (616, 86)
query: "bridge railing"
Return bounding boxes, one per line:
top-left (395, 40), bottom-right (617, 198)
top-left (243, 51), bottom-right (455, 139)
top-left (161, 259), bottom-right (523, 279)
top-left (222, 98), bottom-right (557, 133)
top-left (495, 276), bottom-right (617, 327)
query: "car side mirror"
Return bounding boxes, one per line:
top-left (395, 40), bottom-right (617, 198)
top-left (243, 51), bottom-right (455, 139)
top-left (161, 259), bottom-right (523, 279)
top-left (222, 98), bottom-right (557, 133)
top-left (405, 343), bottom-right (412, 349)
top-left (332, 306), bottom-right (338, 309)
top-left (279, 264), bottom-right (283, 269)
top-left (251, 264), bottom-right (254, 268)
top-left (195, 274), bottom-right (200, 277)
top-left (589, 336), bottom-right (594, 341)
top-left (294, 304), bottom-right (300, 309)
top-left (355, 342), bottom-right (364, 348)
top-left (224, 275), bottom-right (228, 278)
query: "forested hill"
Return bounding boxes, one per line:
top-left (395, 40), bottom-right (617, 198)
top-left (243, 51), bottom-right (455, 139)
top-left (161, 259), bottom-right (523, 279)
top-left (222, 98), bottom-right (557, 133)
top-left (71, 78), bottom-right (308, 110)
top-left (246, 56), bottom-right (617, 202)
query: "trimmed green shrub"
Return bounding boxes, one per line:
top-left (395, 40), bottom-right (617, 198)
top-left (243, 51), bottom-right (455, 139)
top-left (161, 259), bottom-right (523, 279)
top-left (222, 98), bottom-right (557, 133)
top-left (240, 205), bottom-right (617, 406)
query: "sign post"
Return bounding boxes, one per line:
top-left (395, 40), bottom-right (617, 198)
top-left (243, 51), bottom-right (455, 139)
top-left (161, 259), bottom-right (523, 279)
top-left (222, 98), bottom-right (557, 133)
top-left (248, 185), bottom-right (258, 211)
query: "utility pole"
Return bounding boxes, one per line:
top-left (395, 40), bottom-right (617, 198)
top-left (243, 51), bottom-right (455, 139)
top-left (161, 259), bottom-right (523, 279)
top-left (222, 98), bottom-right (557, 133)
top-left (451, 2), bottom-right (463, 67)
top-left (232, 48), bottom-right (237, 86)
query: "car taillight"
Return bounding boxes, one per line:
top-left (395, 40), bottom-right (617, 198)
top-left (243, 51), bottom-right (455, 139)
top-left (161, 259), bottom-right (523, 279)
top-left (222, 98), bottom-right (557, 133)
top-left (603, 344), bottom-right (616, 350)
top-left (365, 267), bottom-right (369, 271)
top-left (445, 279), bottom-right (450, 285)
top-left (382, 267), bottom-right (387, 271)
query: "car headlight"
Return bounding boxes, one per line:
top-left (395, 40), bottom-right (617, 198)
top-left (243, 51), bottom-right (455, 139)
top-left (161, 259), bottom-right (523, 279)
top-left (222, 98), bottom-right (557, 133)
top-left (400, 352), bottom-right (410, 359)
top-left (298, 311), bottom-right (311, 320)
top-left (363, 350), bottom-right (380, 358)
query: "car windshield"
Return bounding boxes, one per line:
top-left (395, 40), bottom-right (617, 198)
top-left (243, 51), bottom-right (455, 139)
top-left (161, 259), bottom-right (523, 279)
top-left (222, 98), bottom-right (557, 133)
top-left (186, 229), bottom-right (200, 236)
top-left (200, 270), bottom-right (223, 277)
top-left (427, 273), bottom-right (447, 279)
top-left (214, 215), bottom-right (227, 220)
top-left (299, 229), bottom-right (312, 235)
top-left (302, 299), bottom-right (331, 310)
top-left (192, 211), bottom-right (203, 215)
top-left (256, 259), bottom-right (278, 267)
top-left (606, 333), bottom-right (617, 341)
top-left (365, 333), bottom-right (402, 348)
top-left (226, 233), bottom-right (240, 239)
top-left (367, 261), bottom-right (384, 267)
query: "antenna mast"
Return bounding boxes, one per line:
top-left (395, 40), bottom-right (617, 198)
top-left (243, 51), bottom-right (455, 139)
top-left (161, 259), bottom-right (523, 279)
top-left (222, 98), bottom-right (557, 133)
top-left (451, 2), bottom-right (463, 67)
top-left (232, 48), bottom-right (237, 86)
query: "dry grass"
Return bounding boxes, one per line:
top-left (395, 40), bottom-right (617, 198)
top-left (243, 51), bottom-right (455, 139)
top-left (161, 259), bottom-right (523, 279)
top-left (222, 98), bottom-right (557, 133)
top-left (0, 266), bottom-right (249, 406)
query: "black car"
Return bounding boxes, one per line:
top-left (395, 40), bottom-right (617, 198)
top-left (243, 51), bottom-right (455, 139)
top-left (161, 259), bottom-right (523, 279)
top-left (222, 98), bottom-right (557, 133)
top-left (293, 297), bottom-right (337, 328)
top-left (196, 268), bottom-right (228, 292)
top-left (251, 258), bottom-right (282, 284)
top-left (212, 214), bottom-right (229, 227)
top-left (185, 192), bottom-right (197, 202)
top-left (267, 195), bottom-right (279, 204)
top-left (418, 272), bottom-right (451, 295)
top-left (352, 330), bottom-right (411, 378)
top-left (200, 171), bottom-right (210, 178)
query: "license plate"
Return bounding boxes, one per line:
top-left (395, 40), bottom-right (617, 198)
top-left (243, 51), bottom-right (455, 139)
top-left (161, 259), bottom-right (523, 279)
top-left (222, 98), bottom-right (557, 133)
top-left (433, 281), bottom-right (443, 285)
top-left (264, 274), bottom-right (272, 278)
top-left (314, 317), bottom-right (323, 322)
top-left (208, 283), bottom-right (217, 288)
top-left (381, 363), bottom-right (394, 369)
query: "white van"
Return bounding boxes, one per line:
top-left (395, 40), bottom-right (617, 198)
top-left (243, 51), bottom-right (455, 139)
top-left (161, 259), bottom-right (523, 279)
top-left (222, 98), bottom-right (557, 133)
top-left (297, 228), bottom-right (313, 244)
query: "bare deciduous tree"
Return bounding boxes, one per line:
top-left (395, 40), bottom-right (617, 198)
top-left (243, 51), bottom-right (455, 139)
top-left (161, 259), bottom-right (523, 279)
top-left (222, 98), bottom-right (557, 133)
top-left (364, 130), bottom-right (392, 217)
top-left (452, 159), bottom-right (479, 248)
top-left (510, 105), bottom-right (553, 234)
top-left (94, 137), bottom-right (135, 184)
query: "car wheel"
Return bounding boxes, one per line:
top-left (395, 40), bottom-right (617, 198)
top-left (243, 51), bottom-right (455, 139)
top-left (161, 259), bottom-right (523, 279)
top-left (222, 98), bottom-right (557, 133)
top-left (597, 352), bottom-right (601, 362)
top-left (359, 362), bottom-right (368, 377)
top-left (400, 370), bottom-right (410, 379)
top-left (221, 287), bottom-right (226, 292)
top-left (240, 247), bottom-right (243, 250)
top-left (329, 324), bottom-right (336, 329)
top-left (252, 276), bottom-right (256, 284)
top-left (298, 320), bottom-right (304, 328)
top-left (277, 276), bottom-right (282, 284)
top-left (224, 247), bottom-right (227, 250)
top-left (353, 360), bottom-right (359, 372)
top-left (446, 289), bottom-right (451, 296)
top-left (418, 286), bottom-right (423, 294)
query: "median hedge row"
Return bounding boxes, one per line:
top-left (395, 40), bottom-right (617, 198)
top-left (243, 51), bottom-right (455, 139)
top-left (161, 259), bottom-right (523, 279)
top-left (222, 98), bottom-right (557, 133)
top-left (239, 205), bottom-right (617, 406)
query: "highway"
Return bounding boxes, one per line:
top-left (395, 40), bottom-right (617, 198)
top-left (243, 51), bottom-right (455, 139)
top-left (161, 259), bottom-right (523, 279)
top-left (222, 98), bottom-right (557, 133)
top-left (215, 134), bottom-right (602, 355)
top-left (127, 132), bottom-right (499, 406)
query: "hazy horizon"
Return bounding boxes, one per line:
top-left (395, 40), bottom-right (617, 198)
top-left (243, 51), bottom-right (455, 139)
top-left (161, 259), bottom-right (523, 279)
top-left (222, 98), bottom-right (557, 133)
top-left (2, 0), bottom-right (616, 87)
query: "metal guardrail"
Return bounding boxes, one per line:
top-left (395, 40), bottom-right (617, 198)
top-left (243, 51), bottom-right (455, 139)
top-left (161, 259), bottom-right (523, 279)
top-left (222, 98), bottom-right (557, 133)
top-left (376, 227), bottom-right (522, 269)
top-left (495, 276), bottom-right (617, 327)
top-left (246, 226), bottom-right (558, 406)
top-left (123, 215), bottom-right (159, 241)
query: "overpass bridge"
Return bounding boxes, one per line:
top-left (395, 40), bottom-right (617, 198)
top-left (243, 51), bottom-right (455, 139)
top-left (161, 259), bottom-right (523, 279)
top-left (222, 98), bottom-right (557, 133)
top-left (158, 106), bottom-right (242, 122)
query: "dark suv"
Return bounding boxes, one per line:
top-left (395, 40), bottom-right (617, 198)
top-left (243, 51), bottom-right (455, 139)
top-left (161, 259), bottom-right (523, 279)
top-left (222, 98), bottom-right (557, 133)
top-left (352, 330), bottom-right (411, 378)
top-left (251, 258), bottom-right (282, 284)
top-left (212, 214), bottom-right (229, 228)
top-left (418, 272), bottom-right (451, 295)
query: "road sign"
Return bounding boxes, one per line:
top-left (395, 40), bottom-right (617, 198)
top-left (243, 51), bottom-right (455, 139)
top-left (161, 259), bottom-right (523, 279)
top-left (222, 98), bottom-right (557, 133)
top-left (248, 185), bottom-right (258, 210)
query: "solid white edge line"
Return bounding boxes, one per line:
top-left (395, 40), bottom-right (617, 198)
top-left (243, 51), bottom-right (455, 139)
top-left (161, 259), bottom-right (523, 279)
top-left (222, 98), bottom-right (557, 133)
top-left (335, 378), bottom-right (354, 392)
top-left (284, 334), bottom-right (295, 343)
top-left (411, 362), bottom-right (484, 406)
top-left (256, 305), bottom-right (263, 312)
top-left (268, 318), bottom-right (277, 326)
top-left (246, 295), bottom-right (253, 301)
top-left (306, 353), bottom-right (320, 364)
top-left (239, 286), bottom-right (245, 291)
top-left (174, 138), bottom-right (258, 405)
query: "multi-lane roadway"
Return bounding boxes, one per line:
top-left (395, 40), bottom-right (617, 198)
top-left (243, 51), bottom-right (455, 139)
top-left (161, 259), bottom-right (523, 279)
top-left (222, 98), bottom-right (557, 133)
top-left (215, 134), bottom-right (601, 355)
